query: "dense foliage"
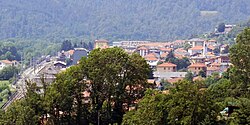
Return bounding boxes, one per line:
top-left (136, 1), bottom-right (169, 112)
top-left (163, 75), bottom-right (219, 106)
top-left (0, 0), bottom-right (250, 41)
top-left (0, 81), bottom-right (12, 107)
top-left (0, 28), bottom-right (250, 124)
top-left (0, 47), bottom-right (150, 125)
top-left (165, 51), bottom-right (191, 70)
top-left (0, 43), bottom-right (20, 61)
top-left (123, 28), bottom-right (250, 125)
top-left (0, 66), bottom-right (19, 80)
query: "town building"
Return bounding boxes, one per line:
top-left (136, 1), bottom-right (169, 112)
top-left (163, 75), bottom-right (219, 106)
top-left (156, 62), bottom-right (177, 72)
top-left (94, 39), bottom-right (109, 49)
top-left (188, 63), bottom-right (207, 75)
top-left (0, 60), bottom-right (19, 70)
top-left (72, 48), bottom-right (89, 65)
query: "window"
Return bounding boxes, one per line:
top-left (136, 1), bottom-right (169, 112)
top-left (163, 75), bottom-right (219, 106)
top-left (164, 67), bottom-right (166, 70)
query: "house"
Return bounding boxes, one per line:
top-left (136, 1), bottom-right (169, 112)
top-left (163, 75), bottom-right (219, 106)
top-left (188, 46), bottom-right (203, 55)
top-left (174, 48), bottom-right (189, 56)
top-left (94, 39), bottom-right (109, 49)
top-left (159, 47), bottom-right (172, 55)
top-left (220, 44), bottom-right (229, 54)
top-left (0, 60), bottom-right (18, 70)
top-left (53, 61), bottom-right (67, 69)
top-left (160, 52), bottom-right (168, 60)
top-left (188, 38), bottom-right (205, 47)
top-left (156, 62), bottom-right (177, 72)
top-left (190, 56), bottom-right (206, 63)
top-left (144, 53), bottom-right (159, 69)
top-left (72, 48), bottom-right (89, 65)
top-left (218, 54), bottom-right (230, 64)
top-left (137, 46), bottom-right (149, 57)
top-left (206, 39), bottom-right (218, 46)
top-left (188, 63), bottom-right (207, 75)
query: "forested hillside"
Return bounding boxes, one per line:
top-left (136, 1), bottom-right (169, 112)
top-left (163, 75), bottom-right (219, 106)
top-left (0, 0), bottom-right (250, 41)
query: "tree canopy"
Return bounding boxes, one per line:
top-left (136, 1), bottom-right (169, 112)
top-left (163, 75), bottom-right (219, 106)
top-left (1, 0), bottom-right (250, 41)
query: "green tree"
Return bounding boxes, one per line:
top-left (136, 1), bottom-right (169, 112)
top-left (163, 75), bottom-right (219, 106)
top-left (198, 70), bottom-right (206, 78)
top-left (84, 47), bottom-right (150, 125)
top-left (230, 28), bottom-right (250, 96)
top-left (61, 40), bottom-right (73, 51)
top-left (167, 80), bottom-right (219, 125)
top-left (0, 66), bottom-right (19, 80)
top-left (185, 71), bottom-right (193, 82)
top-left (165, 51), bottom-right (190, 70)
top-left (45, 65), bottom-right (88, 125)
top-left (122, 89), bottom-right (169, 125)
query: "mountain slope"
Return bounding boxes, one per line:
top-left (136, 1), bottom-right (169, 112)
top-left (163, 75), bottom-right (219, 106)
top-left (0, 0), bottom-right (250, 41)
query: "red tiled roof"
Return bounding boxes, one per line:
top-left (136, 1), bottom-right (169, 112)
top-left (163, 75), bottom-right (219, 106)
top-left (160, 52), bottom-right (168, 58)
top-left (175, 48), bottom-right (187, 53)
top-left (68, 50), bottom-right (75, 55)
top-left (145, 57), bottom-right (158, 61)
top-left (188, 63), bottom-right (206, 68)
top-left (189, 46), bottom-right (203, 50)
top-left (174, 54), bottom-right (185, 59)
top-left (159, 47), bottom-right (172, 51)
top-left (137, 46), bottom-right (148, 50)
top-left (157, 62), bottom-right (177, 67)
top-left (144, 53), bottom-right (157, 58)
top-left (208, 46), bottom-right (215, 50)
top-left (211, 62), bottom-right (221, 66)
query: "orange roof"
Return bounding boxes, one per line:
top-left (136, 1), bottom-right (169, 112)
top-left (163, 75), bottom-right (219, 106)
top-left (145, 57), bottom-right (158, 61)
top-left (159, 47), bottom-right (171, 51)
top-left (160, 52), bottom-right (168, 58)
top-left (189, 46), bottom-right (203, 50)
top-left (175, 48), bottom-right (187, 53)
top-left (211, 62), bottom-right (221, 66)
top-left (159, 48), bottom-right (173, 52)
top-left (174, 54), bottom-right (185, 59)
top-left (207, 67), bottom-right (220, 71)
top-left (144, 53), bottom-right (157, 58)
top-left (157, 62), bottom-right (176, 67)
top-left (137, 46), bottom-right (148, 50)
top-left (188, 63), bottom-right (206, 68)
top-left (208, 46), bottom-right (215, 50)
top-left (68, 50), bottom-right (75, 55)
top-left (0, 60), bottom-right (13, 64)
